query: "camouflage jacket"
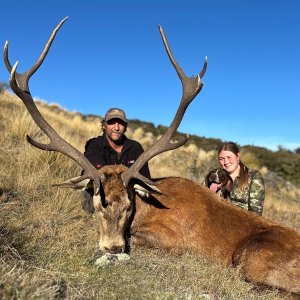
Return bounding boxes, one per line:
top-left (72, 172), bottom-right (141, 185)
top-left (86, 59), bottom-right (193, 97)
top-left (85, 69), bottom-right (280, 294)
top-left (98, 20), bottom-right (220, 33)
top-left (228, 169), bottom-right (265, 216)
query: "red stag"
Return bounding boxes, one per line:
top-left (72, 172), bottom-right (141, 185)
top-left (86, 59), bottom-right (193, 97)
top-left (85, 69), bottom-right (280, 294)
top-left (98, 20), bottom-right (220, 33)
top-left (4, 17), bottom-right (300, 295)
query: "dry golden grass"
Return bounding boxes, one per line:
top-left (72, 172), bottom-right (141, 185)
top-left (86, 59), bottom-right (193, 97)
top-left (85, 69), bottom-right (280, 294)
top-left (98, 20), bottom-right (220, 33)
top-left (0, 91), bottom-right (299, 299)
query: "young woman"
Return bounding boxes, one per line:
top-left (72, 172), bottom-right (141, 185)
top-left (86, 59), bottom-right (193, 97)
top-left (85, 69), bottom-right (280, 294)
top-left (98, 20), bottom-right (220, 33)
top-left (207, 141), bottom-right (265, 216)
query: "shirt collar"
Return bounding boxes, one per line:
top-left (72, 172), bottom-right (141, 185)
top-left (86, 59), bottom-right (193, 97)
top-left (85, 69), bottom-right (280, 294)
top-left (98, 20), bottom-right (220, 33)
top-left (103, 134), bottom-right (128, 150)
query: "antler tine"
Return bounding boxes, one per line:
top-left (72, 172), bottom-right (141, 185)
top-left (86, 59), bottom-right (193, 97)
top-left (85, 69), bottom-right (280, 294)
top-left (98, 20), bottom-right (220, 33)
top-left (121, 26), bottom-right (207, 188)
top-left (4, 17), bottom-right (68, 93)
top-left (5, 18), bottom-right (104, 195)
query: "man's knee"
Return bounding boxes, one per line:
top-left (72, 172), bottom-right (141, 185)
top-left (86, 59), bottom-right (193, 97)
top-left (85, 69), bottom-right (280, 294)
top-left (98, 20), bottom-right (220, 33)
top-left (81, 188), bottom-right (95, 213)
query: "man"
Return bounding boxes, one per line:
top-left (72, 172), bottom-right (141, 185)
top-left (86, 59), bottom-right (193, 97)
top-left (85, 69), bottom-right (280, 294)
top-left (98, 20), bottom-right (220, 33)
top-left (82, 107), bottom-right (151, 212)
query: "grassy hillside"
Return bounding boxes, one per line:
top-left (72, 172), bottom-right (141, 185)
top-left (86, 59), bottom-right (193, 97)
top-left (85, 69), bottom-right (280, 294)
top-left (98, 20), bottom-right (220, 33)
top-left (0, 90), bottom-right (299, 299)
top-left (129, 120), bottom-right (300, 187)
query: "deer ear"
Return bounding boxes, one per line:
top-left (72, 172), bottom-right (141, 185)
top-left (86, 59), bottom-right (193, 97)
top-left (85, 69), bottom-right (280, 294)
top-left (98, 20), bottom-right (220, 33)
top-left (52, 176), bottom-right (92, 190)
top-left (133, 183), bottom-right (162, 198)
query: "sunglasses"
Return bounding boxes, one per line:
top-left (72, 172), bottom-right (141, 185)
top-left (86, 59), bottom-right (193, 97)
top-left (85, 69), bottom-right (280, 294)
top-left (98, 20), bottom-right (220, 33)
top-left (106, 118), bottom-right (126, 126)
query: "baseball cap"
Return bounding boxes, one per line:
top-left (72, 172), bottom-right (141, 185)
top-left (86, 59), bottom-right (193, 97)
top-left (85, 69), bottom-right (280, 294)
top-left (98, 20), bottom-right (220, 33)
top-left (104, 108), bottom-right (127, 123)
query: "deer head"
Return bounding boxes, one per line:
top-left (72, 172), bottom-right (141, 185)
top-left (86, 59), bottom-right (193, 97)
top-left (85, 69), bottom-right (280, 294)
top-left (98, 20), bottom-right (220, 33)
top-left (4, 18), bottom-right (207, 254)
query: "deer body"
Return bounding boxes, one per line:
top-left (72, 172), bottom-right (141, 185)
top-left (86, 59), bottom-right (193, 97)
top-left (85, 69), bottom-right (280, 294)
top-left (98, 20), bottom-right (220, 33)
top-left (99, 166), bottom-right (300, 294)
top-left (132, 176), bottom-right (262, 261)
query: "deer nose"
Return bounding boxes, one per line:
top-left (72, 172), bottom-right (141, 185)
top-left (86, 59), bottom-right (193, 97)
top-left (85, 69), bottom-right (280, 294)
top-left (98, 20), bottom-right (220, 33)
top-left (104, 246), bottom-right (124, 254)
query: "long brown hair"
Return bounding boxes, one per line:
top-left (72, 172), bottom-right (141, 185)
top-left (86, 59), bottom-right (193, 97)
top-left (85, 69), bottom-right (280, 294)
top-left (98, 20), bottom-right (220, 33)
top-left (218, 142), bottom-right (249, 190)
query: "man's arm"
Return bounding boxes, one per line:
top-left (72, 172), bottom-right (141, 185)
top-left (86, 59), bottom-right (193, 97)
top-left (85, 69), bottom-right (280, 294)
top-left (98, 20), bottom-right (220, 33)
top-left (135, 142), bottom-right (151, 179)
top-left (84, 138), bottom-right (105, 169)
top-left (140, 162), bottom-right (151, 179)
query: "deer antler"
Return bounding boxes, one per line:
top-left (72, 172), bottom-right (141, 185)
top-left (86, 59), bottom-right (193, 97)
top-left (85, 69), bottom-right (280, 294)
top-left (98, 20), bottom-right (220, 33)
top-left (121, 26), bottom-right (207, 188)
top-left (4, 17), bottom-right (104, 194)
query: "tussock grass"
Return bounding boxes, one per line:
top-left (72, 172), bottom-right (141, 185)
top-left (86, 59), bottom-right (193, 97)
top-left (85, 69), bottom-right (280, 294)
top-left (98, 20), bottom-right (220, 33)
top-left (0, 91), bottom-right (299, 299)
top-left (148, 144), bottom-right (217, 183)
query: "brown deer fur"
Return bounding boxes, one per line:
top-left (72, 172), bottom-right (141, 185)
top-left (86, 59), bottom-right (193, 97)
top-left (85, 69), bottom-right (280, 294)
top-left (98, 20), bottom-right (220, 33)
top-left (85, 165), bottom-right (300, 295)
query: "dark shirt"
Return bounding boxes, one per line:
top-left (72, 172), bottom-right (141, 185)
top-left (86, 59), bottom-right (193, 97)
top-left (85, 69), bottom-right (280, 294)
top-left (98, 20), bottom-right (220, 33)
top-left (84, 134), bottom-right (151, 178)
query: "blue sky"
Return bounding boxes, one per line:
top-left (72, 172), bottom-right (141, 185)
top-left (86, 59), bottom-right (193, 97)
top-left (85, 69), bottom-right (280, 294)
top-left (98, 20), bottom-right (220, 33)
top-left (1, 0), bottom-right (299, 151)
